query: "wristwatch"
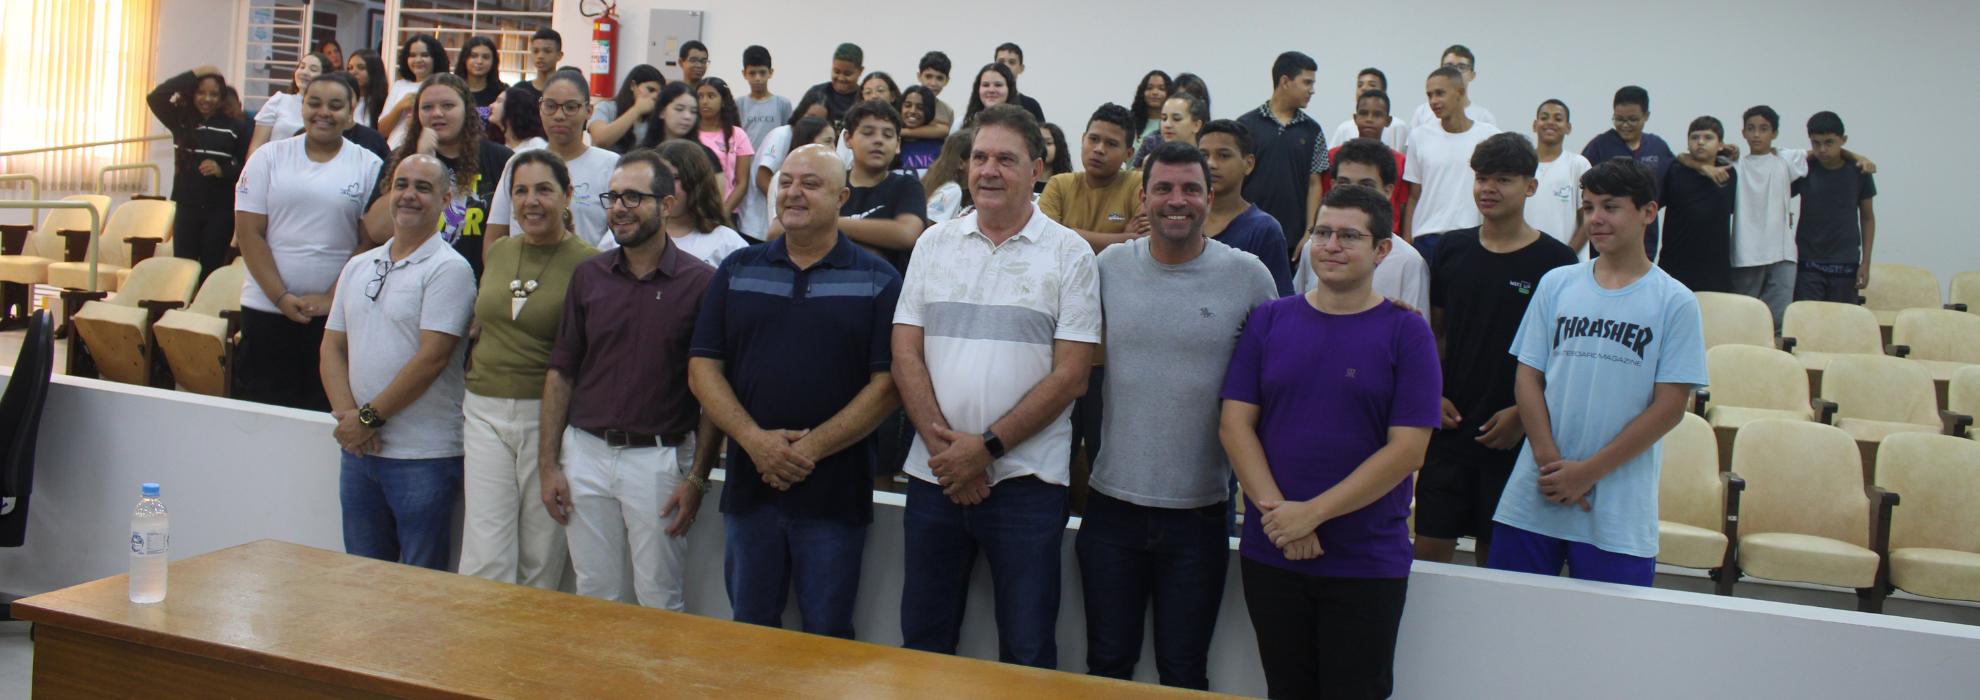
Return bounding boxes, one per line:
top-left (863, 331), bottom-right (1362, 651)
top-left (981, 428), bottom-right (1006, 460)
top-left (685, 472), bottom-right (712, 494)
top-left (356, 404), bottom-right (386, 429)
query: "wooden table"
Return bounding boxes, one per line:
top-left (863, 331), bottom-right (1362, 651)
top-left (13, 540), bottom-right (1236, 699)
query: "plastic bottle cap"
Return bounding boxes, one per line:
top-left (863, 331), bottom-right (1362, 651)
top-left (141, 483), bottom-right (160, 497)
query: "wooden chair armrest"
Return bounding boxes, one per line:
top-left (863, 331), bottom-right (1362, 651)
top-left (1811, 398), bottom-right (1838, 425)
top-left (56, 229), bottom-right (92, 263)
top-left (1941, 410), bottom-right (1973, 438)
top-left (1693, 389), bottom-right (1710, 417)
top-left (1778, 336), bottom-right (1797, 353)
top-left (124, 237), bottom-right (161, 265)
top-left (1867, 485), bottom-right (1898, 558)
top-left (136, 299), bottom-right (184, 327)
top-left (1885, 344), bottom-right (1910, 358)
top-left (0, 225), bottom-right (30, 256)
top-left (1946, 303), bottom-right (1968, 313)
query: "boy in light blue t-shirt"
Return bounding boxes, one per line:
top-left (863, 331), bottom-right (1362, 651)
top-left (1487, 156), bottom-right (1708, 586)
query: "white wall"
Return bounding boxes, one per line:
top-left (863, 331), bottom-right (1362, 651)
top-left (552, 0), bottom-right (1980, 290)
top-left (5, 374), bottom-right (1980, 698)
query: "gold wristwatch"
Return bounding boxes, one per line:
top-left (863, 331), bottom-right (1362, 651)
top-left (685, 472), bottom-right (711, 494)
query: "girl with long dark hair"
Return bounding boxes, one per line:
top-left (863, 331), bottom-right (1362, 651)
top-left (692, 77), bottom-right (752, 215)
top-left (248, 52), bottom-right (331, 156)
top-left (587, 64), bottom-right (666, 153)
top-left (346, 49), bottom-right (387, 128)
top-left (655, 141), bottom-right (748, 268)
top-left (147, 65), bottom-right (250, 282)
top-left (379, 33), bottom-right (450, 149)
top-left (455, 35), bottom-right (509, 131)
top-left (1130, 70), bottom-right (1172, 139)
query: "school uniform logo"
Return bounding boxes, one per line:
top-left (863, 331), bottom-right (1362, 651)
top-left (340, 181), bottom-right (365, 204)
top-left (1551, 184), bottom-right (1574, 203)
top-left (1553, 315), bottom-right (1655, 359)
top-left (1107, 213), bottom-right (1126, 222)
top-left (571, 182), bottom-right (594, 205)
top-left (1509, 280), bottom-right (1534, 295)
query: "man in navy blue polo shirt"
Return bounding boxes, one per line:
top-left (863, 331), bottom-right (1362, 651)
top-left (1237, 51), bottom-right (1328, 262)
top-left (687, 144), bottom-right (904, 639)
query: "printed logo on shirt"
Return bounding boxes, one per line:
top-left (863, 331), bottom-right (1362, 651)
top-left (1552, 184), bottom-right (1574, 203)
top-left (1552, 315), bottom-right (1655, 359)
top-left (1199, 307), bottom-right (1214, 318)
top-left (340, 181), bottom-right (366, 203)
top-left (1107, 212), bottom-right (1126, 222)
top-left (572, 181), bottom-right (594, 205)
top-left (849, 205), bottom-right (884, 220)
top-left (1345, 368), bottom-right (1357, 378)
top-left (1509, 280), bottom-right (1533, 295)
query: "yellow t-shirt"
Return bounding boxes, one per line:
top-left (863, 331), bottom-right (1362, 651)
top-left (1038, 169), bottom-right (1143, 234)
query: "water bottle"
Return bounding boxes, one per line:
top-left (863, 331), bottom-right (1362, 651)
top-left (128, 483), bottom-right (168, 604)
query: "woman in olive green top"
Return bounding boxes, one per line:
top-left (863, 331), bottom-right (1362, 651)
top-left (459, 150), bottom-right (599, 589)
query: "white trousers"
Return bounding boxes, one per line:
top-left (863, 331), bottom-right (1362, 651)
top-left (459, 392), bottom-right (568, 590)
top-left (561, 426), bottom-right (695, 610)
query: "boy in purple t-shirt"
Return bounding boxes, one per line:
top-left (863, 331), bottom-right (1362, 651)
top-left (1220, 184), bottom-right (1441, 700)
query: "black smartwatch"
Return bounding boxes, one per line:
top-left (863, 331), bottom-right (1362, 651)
top-left (357, 404), bottom-right (387, 429)
top-left (981, 428), bottom-right (1005, 460)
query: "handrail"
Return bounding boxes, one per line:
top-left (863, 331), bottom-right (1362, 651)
top-left (0, 201), bottom-right (103, 290)
top-left (96, 163), bottom-right (160, 197)
top-left (0, 174), bottom-right (41, 227)
top-left (0, 134), bottom-right (170, 159)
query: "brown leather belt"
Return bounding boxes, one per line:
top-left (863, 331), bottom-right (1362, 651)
top-left (581, 427), bottom-right (687, 449)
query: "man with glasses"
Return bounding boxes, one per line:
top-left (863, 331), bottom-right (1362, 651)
top-left (1579, 86), bottom-right (1673, 258)
top-left (679, 40), bottom-right (710, 87)
top-left (540, 149), bottom-right (723, 610)
top-left (321, 154), bottom-right (478, 571)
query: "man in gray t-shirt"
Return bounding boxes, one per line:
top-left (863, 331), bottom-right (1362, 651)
top-left (1077, 142), bottom-right (1277, 690)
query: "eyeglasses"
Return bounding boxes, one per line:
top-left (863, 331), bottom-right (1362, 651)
top-left (682, 57), bottom-right (708, 66)
top-left (1307, 228), bottom-right (1372, 247)
top-left (1612, 115), bottom-right (1645, 127)
top-left (1444, 62), bottom-right (1473, 73)
top-left (597, 190), bottom-right (658, 210)
top-left (364, 259), bottom-right (395, 301)
top-left (540, 100), bottom-right (587, 116)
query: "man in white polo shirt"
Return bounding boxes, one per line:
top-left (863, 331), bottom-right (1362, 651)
top-left (321, 154), bottom-right (477, 571)
top-left (892, 104), bottom-right (1100, 669)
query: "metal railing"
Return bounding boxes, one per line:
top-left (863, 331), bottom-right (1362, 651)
top-left (0, 174), bottom-right (41, 227)
top-left (96, 163), bottom-right (160, 197)
top-left (0, 200), bottom-right (103, 290)
top-left (0, 134), bottom-right (170, 160)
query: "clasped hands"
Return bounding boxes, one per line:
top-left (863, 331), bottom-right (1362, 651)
top-left (1533, 449), bottom-right (1595, 512)
top-left (924, 423), bottom-right (993, 505)
top-left (1254, 499), bottom-right (1327, 561)
top-left (330, 409), bottom-right (380, 456)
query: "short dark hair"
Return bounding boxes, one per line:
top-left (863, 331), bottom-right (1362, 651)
top-left (1469, 132), bottom-right (1539, 178)
top-left (508, 148), bottom-right (573, 193)
top-left (679, 40), bottom-right (707, 61)
top-left (1320, 184), bottom-right (1393, 241)
top-left (973, 103), bottom-right (1046, 161)
top-left (844, 98), bottom-right (904, 134)
top-left (397, 33), bottom-right (450, 82)
top-left (305, 70), bottom-right (359, 105)
top-left (1743, 105), bottom-right (1781, 132)
top-left (1271, 52), bottom-right (1318, 90)
top-left (1141, 140), bottom-right (1210, 192)
top-left (919, 51), bottom-right (951, 77)
top-left (1614, 85), bottom-right (1649, 111)
top-left (543, 70), bottom-right (591, 100)
top-left (834, 43), bottom-right (863, 66)
top-left (616, 148), bottom-right (678, 204)
top-left (1357, 89), bottom-right (1390, 115)
top-left (1539, 98), bottom-right (1571, 123)
top-left (742, 45), bottom-right (772, 69)
top-left (1428, 65), bottom-right (1464, 87)
top-left (1807, 111), bottom-right (1846, 137)
top-left (994, 42), bottom-right (1023, 64)
top-left (1442, 45), bottom-right (1476, 67)
top-left (1582, 156), bottom-right (1658, 209)
top-left (1358, 67), bottom-right (1387, 91)
top-left (531, 29), bottom-right (562, 50)
top-left (1196, 119), bottom-right (1254, 157)
top-left (1688, 116), bottom-right (1724, 140)
top-left (1172, 73), bottom-right (1211, 115)
top-left (1086, 102), bottom-right (1135, 138)
top-left (1331, 138), bottom-right (1398, 187)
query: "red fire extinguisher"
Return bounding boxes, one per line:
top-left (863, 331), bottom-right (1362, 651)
top-left (585, 1), bottom-right (617, 98)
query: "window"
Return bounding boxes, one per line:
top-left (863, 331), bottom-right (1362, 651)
top-left (0, 0), bottom-right (160, 190)
top-left (392, 0), bottom-right (554, 88)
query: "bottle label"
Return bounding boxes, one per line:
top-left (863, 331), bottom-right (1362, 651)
top-left (131, 530), bottom-right (167, 556)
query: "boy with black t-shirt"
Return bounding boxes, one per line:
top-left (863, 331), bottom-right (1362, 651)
top-left (807, 43), bottom-right (864, 127)
top-left (1793, 111), bottom-right (1877, 301)
top-left (1657, 117), bottom-right (1737, 293)
top-left (832, 99), bottom-right (928, 274)
top-left (1417, 132), bottom-right (1578, 566)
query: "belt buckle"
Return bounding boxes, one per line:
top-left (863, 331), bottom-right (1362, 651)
top-left (603, 429), bottom-right (631, 449)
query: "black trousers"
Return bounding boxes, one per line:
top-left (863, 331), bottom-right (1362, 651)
top-left (1241, 557), bottom-right (1409, 700)
top-left (234, 307), bottom-right (329, 411)
top-left (171, 193), bottom-right (234, 284)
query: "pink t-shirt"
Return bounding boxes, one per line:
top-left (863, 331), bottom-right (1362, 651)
top-left (697, 126), bottom-right (756, 200)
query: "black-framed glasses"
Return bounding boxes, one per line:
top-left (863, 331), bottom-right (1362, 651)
top-left (598, 190), bottom-right (658, 210)
top-left (1445, 62), bottom-right (1473, 73)
top-left (682, 57), bottom-right (709, 66)
top-left (1612, 115), bottom-right (1646, 127)
top-left (540, 99), bottom-right (587, 116)
top-left (1307, 228), bottom-right (1372, 247)
top-left (364, 259), bottom-right (394, 301)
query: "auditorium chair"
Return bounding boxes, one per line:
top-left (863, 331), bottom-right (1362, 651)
top-left (1695, 292), bottom-right (1777, 350)
top-left (1859, 263), bottom-right (1942, 342)
top-left (152, 261), bottom-right (248, 397)
top-left (46, 196), bottom-right (175, 294)
top-left (1873, 433), bottom-right (1980, 606)
top-left (1694, 344), bottom-right (1831, 472)
top-left (1780, 301), bottom-right (1888, 397)
top-left (1889, 308), bottom-right (1980, 409)
top-left (1656, 412), bottom-right (1741, 594)
top-left (0, 194), bottom-right (109, 328)
top-left (1819, 353), bottom-right (1970, 483)
top-left (1948, 366), bottom-right (1980, 439)
top-left (0, 311), bottom-right (53, 621)
top-left (1727, 419), bottom-right (1897, 613)
top-left (69, 257), bottom-right (200, 386)
top-left (1947, 271), bottom-right (1980, 314)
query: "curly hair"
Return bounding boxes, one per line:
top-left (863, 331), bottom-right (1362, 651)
top-left (385, 73), bottom-right (483, 194)
top-left (655, 141), bottom-right (728, 234)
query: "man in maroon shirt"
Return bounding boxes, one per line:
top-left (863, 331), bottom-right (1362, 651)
top-left (539, 149), bottom-right (722, 610)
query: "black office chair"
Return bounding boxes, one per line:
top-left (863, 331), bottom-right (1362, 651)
top-left (0, 311), bottom-right (56, 621)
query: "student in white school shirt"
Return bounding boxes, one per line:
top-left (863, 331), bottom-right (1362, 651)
top-left (655, 141), bottom-right (749, 268)
top-left (1527, 99), bottom-right (1592, 259)
top-left (248, 52), bottom-right (331, 157)
top-left (1330, 68), bottom-right (1407, 153)
top-left (485, 72), bottom-right (623, 253)
top-left (1402, 66), bottom-right (1500, 261)
top-left (1406, 46), bottom-right (1496, 139)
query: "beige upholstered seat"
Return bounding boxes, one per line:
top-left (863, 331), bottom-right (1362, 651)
top-left (70, 257), bottom-right (200, 386)
top-left (0, 195), bottom-right (110, 284)
top-left (1874, 433), bottom-right (1980, 603)
top-left (1948, 366), bottom-right (1980, 436)
top-left (1949, 271), bottom-right (1980, 315)
top-left (46, 198), bottom-right (174, 293)
top-left (153, 261), bottom-right (247, 397)
top-left (1891, 308), bottom-right (1980, 408)
top-left (1731, 420), bottom-right (1893, 611)
top-left (1657, 413), bottom-right (1735, 580)
top-left (1700, 344), bottom-right (1819, 471)
top-left (1696, 292), bottom-right (1775, 349)
top-left (1782, 301), bottom-right (1885, 397)
top-left (1859, 263), bottom-right (1941, 332)
top-left (1822, 353), bottom-right (1944, 483)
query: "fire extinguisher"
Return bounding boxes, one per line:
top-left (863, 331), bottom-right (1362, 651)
top-left (584, 1), bottom-right (617, 98)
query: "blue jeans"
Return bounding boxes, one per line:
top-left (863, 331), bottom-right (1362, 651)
top-left (1074, 492), bottom-right (1229, 689)
top-left (900, 475), bottom-right (1069, 668)
top-left (724, 503), bottom-right (868, 639)
top-left (1486, 522), bottom-right (1656, 586)
top-left (340, 453), bottom-right (463, 571)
